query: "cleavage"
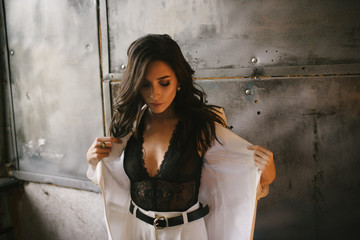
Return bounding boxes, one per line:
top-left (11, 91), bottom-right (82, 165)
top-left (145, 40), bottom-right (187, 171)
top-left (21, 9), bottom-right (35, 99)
top-left (141, 120), bottom-right (179, 177)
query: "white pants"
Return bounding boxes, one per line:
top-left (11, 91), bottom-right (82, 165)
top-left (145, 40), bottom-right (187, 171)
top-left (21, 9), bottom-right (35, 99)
top-left (121, 202), bottom-right (208, 240)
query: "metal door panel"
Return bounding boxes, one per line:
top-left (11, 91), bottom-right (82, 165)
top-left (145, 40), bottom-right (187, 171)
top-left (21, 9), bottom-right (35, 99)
top-left (197, 76), bottom-right (360, 239)
top-left (5, 0), bottom-right (102, 180)
top-left (105, 0), bottom-right (360, 77)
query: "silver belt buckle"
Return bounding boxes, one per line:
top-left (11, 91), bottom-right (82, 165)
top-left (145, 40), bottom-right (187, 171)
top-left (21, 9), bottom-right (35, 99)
top-left (153, 216), bottom-right (168, 229)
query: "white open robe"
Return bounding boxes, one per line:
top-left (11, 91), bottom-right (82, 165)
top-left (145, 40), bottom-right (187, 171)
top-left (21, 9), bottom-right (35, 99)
top-left (87, 124), bottom-right (261, 240)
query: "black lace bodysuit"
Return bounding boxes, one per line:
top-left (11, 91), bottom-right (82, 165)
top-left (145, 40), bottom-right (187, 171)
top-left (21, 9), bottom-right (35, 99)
top-left (124, 120), bottom-right (203, 212)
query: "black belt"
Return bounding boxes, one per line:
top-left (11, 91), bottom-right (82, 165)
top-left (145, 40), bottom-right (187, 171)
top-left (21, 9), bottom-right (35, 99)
top-left (129, 202), bottom-right (209, 229)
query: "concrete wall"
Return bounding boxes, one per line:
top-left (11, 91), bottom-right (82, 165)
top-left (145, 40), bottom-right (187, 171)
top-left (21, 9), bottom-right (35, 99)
top-left (14, 182), bottom-right (106, 240)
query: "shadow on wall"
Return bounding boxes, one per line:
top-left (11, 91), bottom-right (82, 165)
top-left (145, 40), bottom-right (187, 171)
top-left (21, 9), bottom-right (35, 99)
top-left (17, 183), bottom-right (49, 240)
top-left (15, 182), bottom-right (106, 240)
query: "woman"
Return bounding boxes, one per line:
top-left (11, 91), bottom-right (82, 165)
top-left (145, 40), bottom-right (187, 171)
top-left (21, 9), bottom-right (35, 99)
top-left (86, 34), bottom-right (275, 240)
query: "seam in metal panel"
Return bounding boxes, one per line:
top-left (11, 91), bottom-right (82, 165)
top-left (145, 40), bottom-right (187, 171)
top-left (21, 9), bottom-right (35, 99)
top-left (11, 170), bottom-right (101, 192)
top-left (1, 0), bottom-right (19, 170)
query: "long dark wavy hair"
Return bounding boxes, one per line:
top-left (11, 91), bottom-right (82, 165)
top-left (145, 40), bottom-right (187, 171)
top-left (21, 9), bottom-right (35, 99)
top-left (110, 34), bottom-right (226, 154)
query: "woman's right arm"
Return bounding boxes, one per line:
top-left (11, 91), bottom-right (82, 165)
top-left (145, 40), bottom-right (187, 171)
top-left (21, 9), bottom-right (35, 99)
top-left (86, 137), bottom-right (121, 168)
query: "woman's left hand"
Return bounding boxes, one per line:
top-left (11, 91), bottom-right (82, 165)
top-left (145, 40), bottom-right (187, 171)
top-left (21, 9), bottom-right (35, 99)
top-left (247, 145), bottom-right (276, 186)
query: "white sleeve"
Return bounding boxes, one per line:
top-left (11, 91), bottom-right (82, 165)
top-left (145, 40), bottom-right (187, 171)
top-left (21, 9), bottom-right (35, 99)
top-left (200, 125), bottom-right (261, 240)
top-left (86, 164), bottom-right (98, 184)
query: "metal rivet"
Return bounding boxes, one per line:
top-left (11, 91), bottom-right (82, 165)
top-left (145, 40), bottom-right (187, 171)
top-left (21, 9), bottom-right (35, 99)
top-left (121, 64), bottom-right (126, 70)
top-left (10, 50), bottom-right (14, 56)
top-left (245, 89), bottom-right (252, 95)
top-left (86, 44), bottom-right (92, 51)
top-left (251, 57), bottom-right (258, 63)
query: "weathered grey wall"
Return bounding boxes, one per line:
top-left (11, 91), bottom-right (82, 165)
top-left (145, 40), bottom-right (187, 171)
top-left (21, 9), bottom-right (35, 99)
top-left (105, 0), bottom-right (360, 76)
top-left (198, 76), bottom-right (360, 239)
top-left (1, 0), bottom-right (360, 240)
top-left (4, 0), bottom-right (103, 182)
top-left (15, 182), bottom-right (106, 240)
top-left (1, 0), bottom-right (107, 239)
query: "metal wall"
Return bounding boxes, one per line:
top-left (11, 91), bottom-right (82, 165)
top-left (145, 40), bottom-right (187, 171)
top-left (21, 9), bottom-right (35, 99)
top-left (3, 0), bottom-right (103, 190)
top-left (1, 0), bottom-right (360, 239)
top-left (198, 76), bottom-right (360, 239)
top-left (105, 0), bottom-right (360, 74)
top-left (0, 0), bottom-right (12, 177)
top-left (104, 0), bottom-right (360, 239)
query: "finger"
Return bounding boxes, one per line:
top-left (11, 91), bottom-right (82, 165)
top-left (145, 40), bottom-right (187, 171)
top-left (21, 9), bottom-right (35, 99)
top-left (94, 147), bottom-right (112, 153)
top-left (95, 137), bottom-right (121, 143)
top-left (255, 157), bottom-right (267, 166)
top-left (254, 145), bottom-right (273, 156)
top-left (248, 145), bottom-right (273, 156)
top-left (95, 141), bottom-right (113, 149)
top-left (247, 145), bottom-right (258, 150)
top-left (252, 147), bottom-right (273, 161)
top-left (254, 150), bottom-right (270, 160)
top-left (254, 159), bottom-right (266, 170)
top-left (254, 155), bottom-right (268, 165)
top-left (248, 145), bottom-right (269, 163)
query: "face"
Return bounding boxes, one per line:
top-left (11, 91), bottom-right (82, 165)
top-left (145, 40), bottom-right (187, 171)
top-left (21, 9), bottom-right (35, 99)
top-left (140, 61), bottom-right (179, 115)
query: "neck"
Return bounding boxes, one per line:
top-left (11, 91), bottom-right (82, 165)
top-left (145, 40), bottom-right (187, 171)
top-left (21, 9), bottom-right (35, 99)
top-left (146, 105), bottom-right (177, 123)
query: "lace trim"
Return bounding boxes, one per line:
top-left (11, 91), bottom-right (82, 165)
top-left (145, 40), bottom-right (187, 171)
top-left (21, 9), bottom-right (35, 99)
top-left (139, 120), bottom-right (182, 178)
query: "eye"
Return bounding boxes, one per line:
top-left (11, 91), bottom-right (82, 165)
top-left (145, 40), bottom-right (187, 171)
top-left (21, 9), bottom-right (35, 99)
top-left (159, 81), bottom-right (170, 87)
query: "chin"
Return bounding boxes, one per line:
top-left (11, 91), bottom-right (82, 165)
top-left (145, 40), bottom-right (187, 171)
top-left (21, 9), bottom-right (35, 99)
top-left (148, 107), bottom-right (165, 114)
top-left (148, 104), bottom-right (173, 115)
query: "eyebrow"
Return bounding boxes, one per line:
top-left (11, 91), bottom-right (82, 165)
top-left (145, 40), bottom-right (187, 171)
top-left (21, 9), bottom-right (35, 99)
top-left (157, 75), bottom-right (171, 80)
top-left (143, 75), bottom-right (171, 82)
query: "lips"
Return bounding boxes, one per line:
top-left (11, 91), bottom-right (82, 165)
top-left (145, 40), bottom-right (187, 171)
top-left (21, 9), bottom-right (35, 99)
top-left (150, 103), bottom-right (162, 108)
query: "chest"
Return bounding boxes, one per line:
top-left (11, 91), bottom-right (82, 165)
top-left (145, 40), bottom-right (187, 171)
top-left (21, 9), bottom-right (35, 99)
top-left (124, 121), bottom-right (203, 181)
top-left (142, 120), bottom-right (178, 176)
top-left (142, 127), bottom-right (175, 175)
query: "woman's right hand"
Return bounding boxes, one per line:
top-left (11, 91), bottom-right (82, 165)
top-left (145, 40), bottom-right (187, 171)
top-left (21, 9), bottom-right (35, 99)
top-left (86, 137), bottom-right (121, 168)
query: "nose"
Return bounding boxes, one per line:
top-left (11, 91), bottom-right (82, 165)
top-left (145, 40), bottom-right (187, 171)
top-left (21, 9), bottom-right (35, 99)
top-left (150, 84), bottom-right (160, 100)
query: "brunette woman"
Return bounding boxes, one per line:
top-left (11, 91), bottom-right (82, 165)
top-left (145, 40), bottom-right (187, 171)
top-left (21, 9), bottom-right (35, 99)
top-left (86, 34), bottom-right (275, 240)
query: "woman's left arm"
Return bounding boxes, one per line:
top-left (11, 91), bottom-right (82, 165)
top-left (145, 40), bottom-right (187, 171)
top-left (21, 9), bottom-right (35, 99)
top-left (247, 145), bottom-right (276, 188)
